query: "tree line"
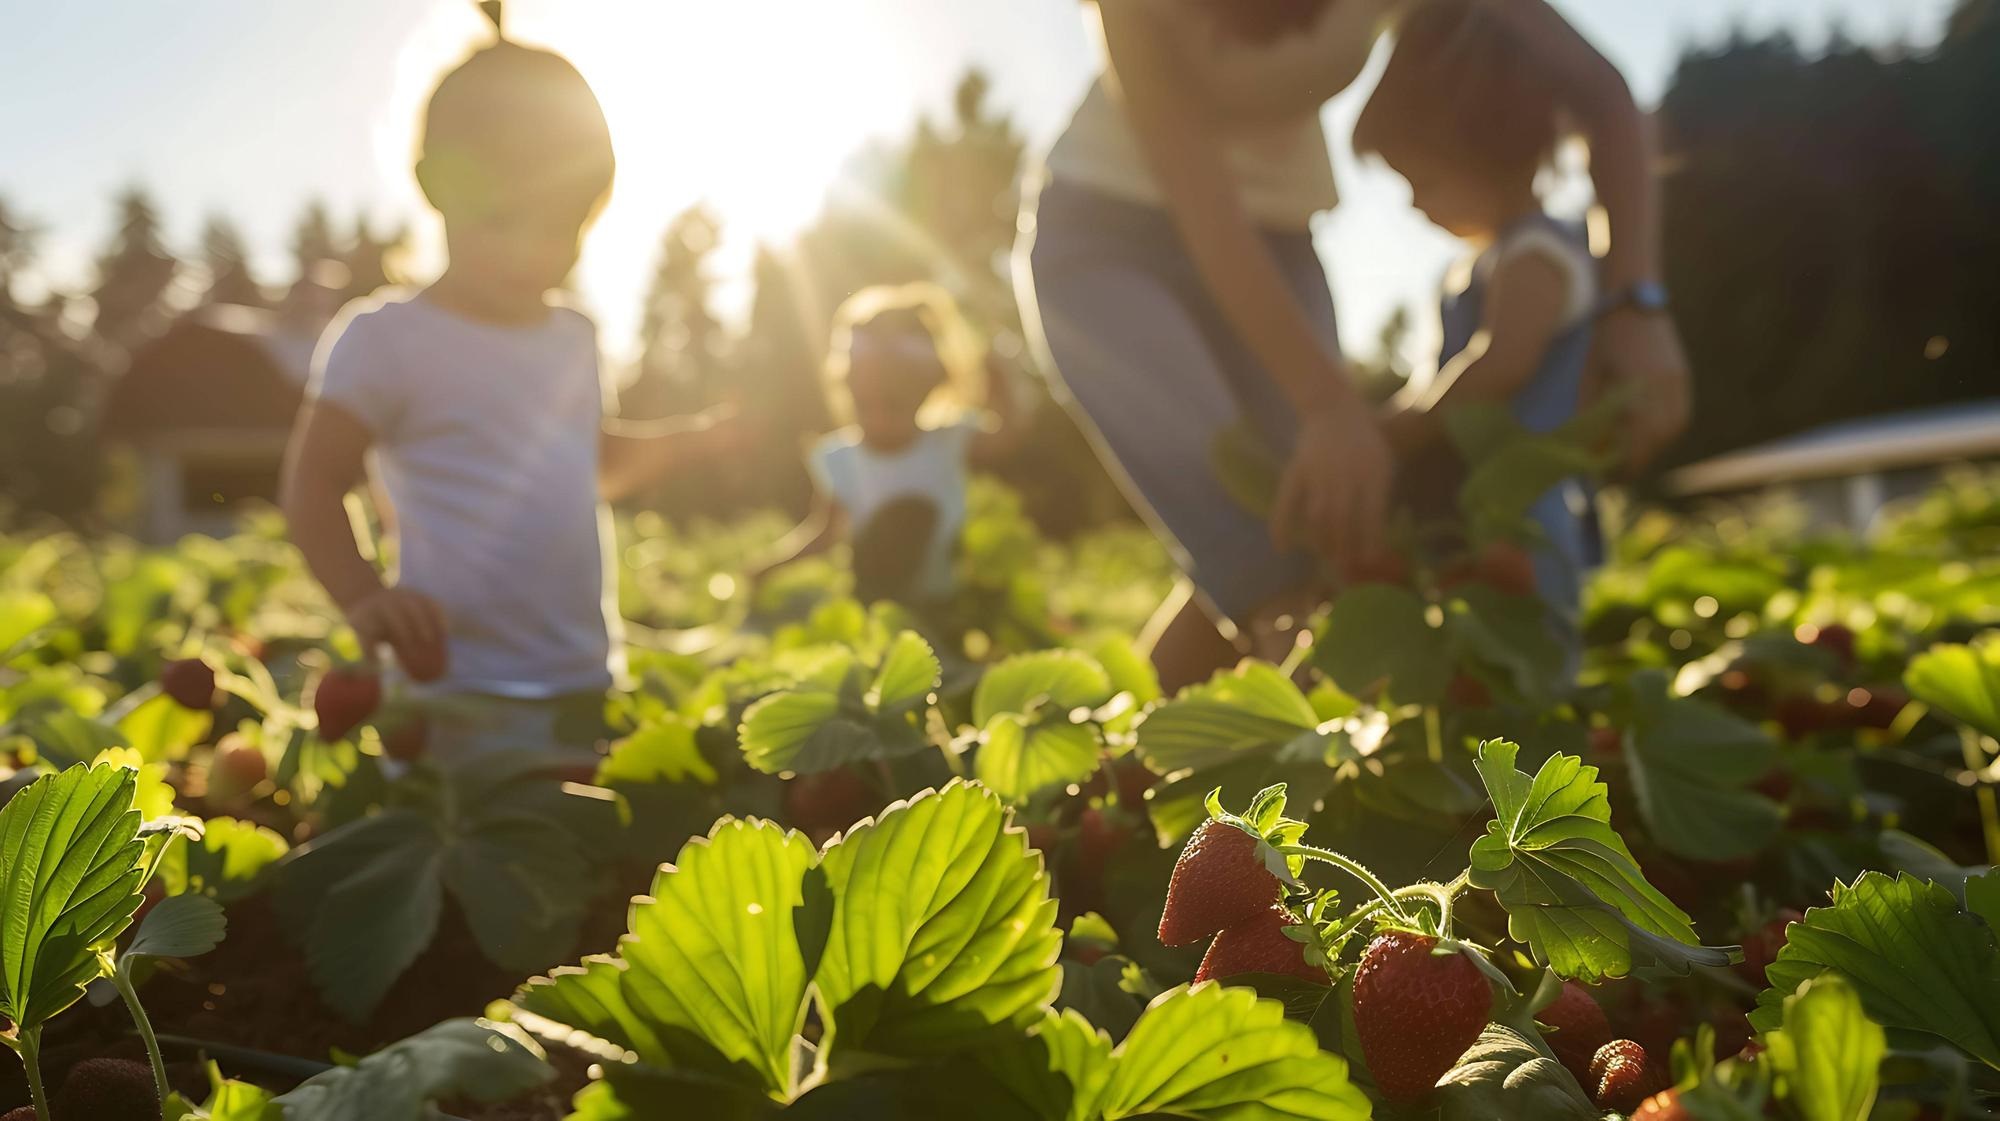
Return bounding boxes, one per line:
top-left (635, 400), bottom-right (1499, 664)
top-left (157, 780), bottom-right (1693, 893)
top-left (3, 3), bottom-right (1996, 526)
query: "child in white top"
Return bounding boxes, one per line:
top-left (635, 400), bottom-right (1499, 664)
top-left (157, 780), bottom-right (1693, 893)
top-left (282, 28), bottom-right (732, 753)
top-left (754, 284), bottom-right (1021, 606)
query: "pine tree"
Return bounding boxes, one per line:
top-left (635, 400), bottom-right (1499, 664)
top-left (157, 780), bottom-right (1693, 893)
top-left (291, 200), bottom-right (340, 279)
top-left (201, 215), bottom-right (265, 307)
top-left (628, 204), bottom-right (726, 416)
top-left (90, 186), bottom-right (179, 348)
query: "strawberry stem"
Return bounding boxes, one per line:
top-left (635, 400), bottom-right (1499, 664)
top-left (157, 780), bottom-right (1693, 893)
top-left (1276, 843), bottom-right (1410, 920)
top-left (1323, 873), bottom-right (1467, 944)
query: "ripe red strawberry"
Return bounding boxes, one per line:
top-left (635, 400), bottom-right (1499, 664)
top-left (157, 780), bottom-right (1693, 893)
top-left (1588, 726), bottom-right (1623, 757)
top-left (1735, 908), bottom-right (1803, 988)
top-left (381, 715), bottom-right (429, 762)
top-left (1632, 1089), bottom-right (1690, 1120)
top-left (1590, 1039), bottom-right (1665, 1113)
top-left (314, 665), bottom-right (381, 741)
top-left (52, 1057), bottom-right (158, 1121)
top-left (160, 656), bottom-right (217, 710)
top-left (3, 1106), bottom-right (38, 1121)
top-left (1807, 622), bottom-right (1856, 664)
top-left (1157, 818), bottom-right (1280, 947)
top-left (1345, 548), bottom-right (1411, 588)
top-left (784, 768), bottom-right (877, 837)
top-left (1446, 673), bottom-right (1493, 709)
top-left (1537, 981), bottom-right (1612, 1085)
top-left (1352, 931), bottom-right (1493, 1103)
top-left (206, 733), bottom-right (268, 802)
top-left (1194, 905), bottom-right (1327, 985)
top-left (1441, 541), bottom-right (1536, 597)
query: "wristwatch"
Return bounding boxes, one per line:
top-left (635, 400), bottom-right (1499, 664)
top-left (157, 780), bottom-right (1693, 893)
top-left (1598, 280), bottom-right (1670, 318)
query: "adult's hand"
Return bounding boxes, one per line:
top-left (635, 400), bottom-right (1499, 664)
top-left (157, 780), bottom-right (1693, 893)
top-left (1594, 310), bottom-right (1692, 474)
top-left (1271, 405), bottom-right (1393, 577)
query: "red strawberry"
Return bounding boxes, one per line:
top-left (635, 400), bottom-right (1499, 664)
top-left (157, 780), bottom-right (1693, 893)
top-left (1588, 726), bottom-right (1623, 757)
top-left (1157, 818), bottom-right (1280, 947)
top-left (1632, 1089), bottom-right (1690, 1120)
top-left (1441, 542), bottom-right (1536, 597)
top-left (206, 733), bottom-right (268, 802)
top-left (1590, 1039), bottom-right (1665, 1113)
top-left (3, 1106), bottom-right (37, 1121)
top-left (1735, 908), bottom-right (1803, 988)
top-left (1112, 756), bottom-right (1154, 808)
top-left (52, 1057), bottom-right (158, 1121)
top-left (1537, 981), bottom-right (1612, 1085)
top-left (160, 657), bottom-right (217, 710)
top-left (1352, 931), bottom-right (1493, 1103)
top-left (1346, 548), bottom-right (1411, 588)
top-left (1446, 673), bottom-right (1493, 709)
top-left (1478, 542), bottom-right (1537, 597)
top-left (1195, 905), bottom-right (1326, 984)
top-left (382, 715), bottom-right (429, 762)
top-left (784, 768), bottom-right (877, 837)
top-left (313, 665), bottom-right (381, 741)
top-left (1806, 622), bottom-right (1855, 664)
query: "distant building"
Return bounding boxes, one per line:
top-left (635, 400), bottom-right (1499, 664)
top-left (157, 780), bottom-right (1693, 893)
top-left (100, 266), bottom-right (345, 541)
top-left (1666, 399), bottom-right (2000, 531)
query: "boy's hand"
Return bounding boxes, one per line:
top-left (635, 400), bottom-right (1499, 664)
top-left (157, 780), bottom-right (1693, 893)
top-left (346, 588), bottom-right (447, 680)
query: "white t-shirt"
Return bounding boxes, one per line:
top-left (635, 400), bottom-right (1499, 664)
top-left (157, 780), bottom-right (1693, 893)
top-left (809, 422), bottom-right (976, 601)
top-left (1042, 0), bottom-right (1402, 229)
top-left (309, 291), bottom-right (624, 697)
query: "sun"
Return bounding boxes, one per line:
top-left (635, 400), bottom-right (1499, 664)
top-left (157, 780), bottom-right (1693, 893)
top-left (507, 2), bottom-right (901, 353)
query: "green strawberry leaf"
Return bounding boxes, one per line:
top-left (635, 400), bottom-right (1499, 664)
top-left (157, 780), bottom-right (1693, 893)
top-left (123, 891), bottom-right (226, 963)
top-left (1749, 872), bottom-right (2000, 1068)
top-left (599, 716), bottom-right (721, 786)
top-left (1624, 669), bottom-right (1782, 862)
top-left (275, 761), bottom-right (612, 1022)
top-left (1136, 661), bottom-right (1322, 773)
top-left (0, 763), bottom-right (147, 1034)
top-left (158, 816), bottom-right (289, 904)
top-left (1443, 586), bottom-right (1570, 705)
top-left (1905, 638), bottom-right (2000, 740)
top-left (1434, 1024), bottom-right (1598, 1120)
top-left (117, 693), bottom-right (211, 763)
top-left (1097, 982), bottom-right (1371, 1120)
top-left (0, 590), bottom-right (57, 658)
top-left (973, 651), bottom-right (1114, 803)
top-left (517, 818), bottom-right (819, 1098)
top-left (1135, 662), bottom-right (1345, 841)
top-left (740, 634), bottom-right (940, 775)
top-left (1763, 975), bottom-right (1883, 1121)
top-left (1468, 741), bottom-right (1734, 982)
top-left (814, 780), bottom-right (1062, 1061)
top-left (1313, 585), bottom-right (1449, 705)
top-left (274, 1018), bottom-right (551, 1119)
top-left (872, 630), bottom-right (944, 717)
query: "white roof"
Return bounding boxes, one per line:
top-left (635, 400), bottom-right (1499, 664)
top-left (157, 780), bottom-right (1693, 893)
top-left (1668, 399), bottom-right (2000, 495)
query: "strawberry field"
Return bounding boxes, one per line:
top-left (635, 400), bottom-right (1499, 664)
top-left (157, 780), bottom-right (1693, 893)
top-left (4, 469), bottom-right (2000, 1121)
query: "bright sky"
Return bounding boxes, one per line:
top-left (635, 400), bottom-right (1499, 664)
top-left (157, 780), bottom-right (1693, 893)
top-left (1, 0), bottom-right (1955, 366)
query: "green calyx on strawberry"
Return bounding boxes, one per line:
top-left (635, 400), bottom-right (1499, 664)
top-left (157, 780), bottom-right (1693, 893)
top-left (1156, 784), bottom-right (1307, 948)
top-left (1352, 928), bottom-right (1496, 1104)
top-left (314, 663), bottom-right (382, 742)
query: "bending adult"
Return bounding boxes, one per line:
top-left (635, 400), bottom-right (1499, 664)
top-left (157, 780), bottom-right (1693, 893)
top-left (1015, 0), bottom-right (1689, 689)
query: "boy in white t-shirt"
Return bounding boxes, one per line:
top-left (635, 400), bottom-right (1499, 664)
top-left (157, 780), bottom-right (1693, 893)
top-left (281, 27), bottom-right (732, 758)
top-left (751, 284), bottom-right (1021, 606)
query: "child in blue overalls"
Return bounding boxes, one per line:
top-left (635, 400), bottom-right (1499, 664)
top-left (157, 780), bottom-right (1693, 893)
top-left (1354, 0), bottom-right (1603, 652)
